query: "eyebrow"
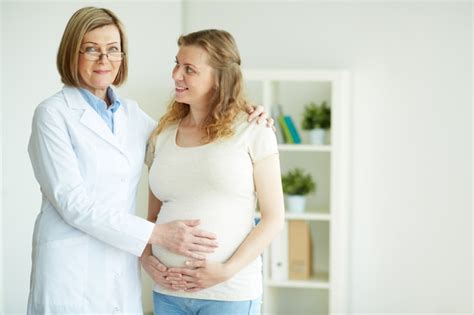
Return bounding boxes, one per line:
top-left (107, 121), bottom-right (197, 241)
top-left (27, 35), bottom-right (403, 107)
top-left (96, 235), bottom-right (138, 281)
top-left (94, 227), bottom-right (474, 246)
top-left (175, 57), bottom-right (198, 68)
top-left (82, 41), bottom-right (120, 46)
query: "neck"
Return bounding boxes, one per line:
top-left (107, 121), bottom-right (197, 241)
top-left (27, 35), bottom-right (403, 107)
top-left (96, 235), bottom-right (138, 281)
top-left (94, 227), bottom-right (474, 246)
top-left (183, 107), bottom-right (210, 127)
top-left (84, 86), bottom-right (110, 105)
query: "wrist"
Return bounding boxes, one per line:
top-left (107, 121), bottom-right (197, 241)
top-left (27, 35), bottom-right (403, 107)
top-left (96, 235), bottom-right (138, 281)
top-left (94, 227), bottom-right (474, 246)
top-left (140, 245), bottom-right (152, 261)
top-left (149, 224), bottom-right (162, 245)
top-left (223, 261), bottom-right (238, 279)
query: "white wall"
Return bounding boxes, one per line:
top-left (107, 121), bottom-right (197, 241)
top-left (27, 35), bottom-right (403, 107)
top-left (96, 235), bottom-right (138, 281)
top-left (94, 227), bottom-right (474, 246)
top-left (1, 1), bottom-right (182, 314)
top-left (1, 1), bottom-right (472, 314)
top-left (0, 2), bottom-right (4, 313)
top-left (182, 1), bottom-right (472, 313)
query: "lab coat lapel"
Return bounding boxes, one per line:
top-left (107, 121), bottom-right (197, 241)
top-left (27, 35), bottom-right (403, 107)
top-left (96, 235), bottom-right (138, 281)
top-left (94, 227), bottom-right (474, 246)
top-left (62, 86), bottom-right (126, 155)
top-left (114, 103), bottom-right (128, 146)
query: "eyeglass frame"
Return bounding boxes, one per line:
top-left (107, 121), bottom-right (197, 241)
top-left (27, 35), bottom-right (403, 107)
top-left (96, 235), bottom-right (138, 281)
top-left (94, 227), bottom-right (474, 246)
top-left (79, 50), bottom-right (126, 62)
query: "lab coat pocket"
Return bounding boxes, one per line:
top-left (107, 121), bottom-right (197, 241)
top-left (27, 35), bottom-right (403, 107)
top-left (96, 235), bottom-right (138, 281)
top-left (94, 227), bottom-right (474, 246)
top-left (34, 235), bottom-right (89, 308)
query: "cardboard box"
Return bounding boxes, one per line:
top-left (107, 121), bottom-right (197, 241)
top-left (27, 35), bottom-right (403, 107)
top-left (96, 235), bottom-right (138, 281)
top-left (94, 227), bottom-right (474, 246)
top-left (288, 220), bottom-right (312, 280)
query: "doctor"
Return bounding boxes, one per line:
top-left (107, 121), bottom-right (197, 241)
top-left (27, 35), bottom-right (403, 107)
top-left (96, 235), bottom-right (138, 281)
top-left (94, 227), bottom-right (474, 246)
top-left (27, 7), bottom-right (270, 314)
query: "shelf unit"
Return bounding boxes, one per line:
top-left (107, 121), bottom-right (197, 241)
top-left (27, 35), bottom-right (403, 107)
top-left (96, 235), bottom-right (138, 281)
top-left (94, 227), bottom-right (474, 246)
top-left (244, 69), bottom-right (351, 315)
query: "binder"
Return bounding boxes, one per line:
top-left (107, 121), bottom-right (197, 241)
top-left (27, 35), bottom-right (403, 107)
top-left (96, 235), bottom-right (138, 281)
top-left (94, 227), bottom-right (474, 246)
top-left (278, 116), bottom-right (294, 143)
top-left (270, 221), bottom-right (288, 281)
top-left (271, 105), bottom-right (285, 144)
top-left (283, 116), bottom-right (301, 144)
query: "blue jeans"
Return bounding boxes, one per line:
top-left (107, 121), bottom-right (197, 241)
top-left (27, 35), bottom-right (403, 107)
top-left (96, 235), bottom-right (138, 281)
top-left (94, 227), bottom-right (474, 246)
top-left (153, 291), bottom-right (262, 315)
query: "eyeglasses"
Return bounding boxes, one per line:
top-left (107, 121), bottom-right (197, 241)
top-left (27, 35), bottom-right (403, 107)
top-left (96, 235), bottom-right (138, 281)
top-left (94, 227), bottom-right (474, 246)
top-left (79, 50), bottom-right (125, 62)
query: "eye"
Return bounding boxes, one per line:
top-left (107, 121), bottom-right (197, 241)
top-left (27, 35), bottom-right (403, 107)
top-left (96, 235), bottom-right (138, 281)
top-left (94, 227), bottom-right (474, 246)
top-left (84, 46), bottom-right (98, 53)
top-left (108, 46), bottom-right (120, 52)
top-left (185, 66), bottom-right (195, 74)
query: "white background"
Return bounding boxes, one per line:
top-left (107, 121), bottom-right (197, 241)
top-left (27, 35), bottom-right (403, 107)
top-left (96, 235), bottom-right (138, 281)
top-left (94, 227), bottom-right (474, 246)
top-left (1, 1), bottom-right (472, 314)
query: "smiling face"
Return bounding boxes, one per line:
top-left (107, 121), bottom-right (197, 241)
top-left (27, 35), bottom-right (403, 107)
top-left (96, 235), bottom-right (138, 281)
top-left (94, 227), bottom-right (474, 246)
top-left (78, 24), bottom-right (122, 99)
top-left (172, 45), bottom-right (216, 109)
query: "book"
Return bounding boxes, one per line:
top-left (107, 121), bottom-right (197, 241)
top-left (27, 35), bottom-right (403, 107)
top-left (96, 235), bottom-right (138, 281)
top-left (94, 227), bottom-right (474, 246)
top-left (270, 221), bottom-right (288, 281)
top-left (278, 116), bottom-right (294, 144)
top-left (271, 105), bottom-right (285, 144)
top-left (284, 116), bottom-right (301, 144)
top-left (288, 220), bottom-right (312, 280)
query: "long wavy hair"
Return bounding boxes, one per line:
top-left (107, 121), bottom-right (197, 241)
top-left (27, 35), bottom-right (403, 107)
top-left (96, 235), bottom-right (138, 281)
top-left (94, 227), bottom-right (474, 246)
top-left (149, 29), bottom-right (250, 144)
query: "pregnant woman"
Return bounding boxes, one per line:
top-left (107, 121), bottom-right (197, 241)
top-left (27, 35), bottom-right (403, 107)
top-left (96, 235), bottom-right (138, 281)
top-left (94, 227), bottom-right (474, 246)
top-left (142, 29), bottom-right (285, 315)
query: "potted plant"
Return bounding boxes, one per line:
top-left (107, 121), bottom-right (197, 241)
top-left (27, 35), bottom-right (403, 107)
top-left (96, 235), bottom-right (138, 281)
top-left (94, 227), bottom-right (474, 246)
top-left (301, 101), bottom-right (331, 145)
top-left (281, 168), bottom-right (316, 213)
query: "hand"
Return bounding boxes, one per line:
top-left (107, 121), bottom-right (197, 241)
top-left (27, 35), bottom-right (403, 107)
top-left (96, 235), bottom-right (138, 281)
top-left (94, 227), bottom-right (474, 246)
top-left (140, 251), bottom-right (187, 291)
top-left (150, 219), bottom-right (218, 260)
top-left (247, 105), bottom-right (276, 131)
top-left (167, 260), bottom-right (233, 293)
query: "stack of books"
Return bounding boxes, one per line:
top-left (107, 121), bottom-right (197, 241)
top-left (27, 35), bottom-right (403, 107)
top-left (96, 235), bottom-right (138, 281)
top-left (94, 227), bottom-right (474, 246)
top-left (271, 105), bottom-right (301, 144)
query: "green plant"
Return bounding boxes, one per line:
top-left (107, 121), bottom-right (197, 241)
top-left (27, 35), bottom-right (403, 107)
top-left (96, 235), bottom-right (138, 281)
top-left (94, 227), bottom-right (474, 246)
top-left (301, 101), bottom-right (331, 130)
top-left (281, 168), bottom-right (316, 195)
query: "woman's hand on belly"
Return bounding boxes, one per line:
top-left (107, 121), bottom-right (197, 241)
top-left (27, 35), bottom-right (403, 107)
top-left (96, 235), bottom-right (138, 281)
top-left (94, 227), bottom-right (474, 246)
top-left (167, 260), bottom-right (234, 292)
top-left (140, 248), bottom-right (187, 291)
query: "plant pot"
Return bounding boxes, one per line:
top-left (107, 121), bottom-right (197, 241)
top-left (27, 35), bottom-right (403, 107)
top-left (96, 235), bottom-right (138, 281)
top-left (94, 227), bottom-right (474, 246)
top-left (309, 128), bottom-right (325, 145)
top-left (286, 195), bottom-right (307, 213)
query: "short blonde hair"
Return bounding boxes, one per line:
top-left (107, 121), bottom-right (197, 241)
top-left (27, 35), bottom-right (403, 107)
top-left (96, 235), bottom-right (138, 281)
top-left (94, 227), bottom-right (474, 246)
top-left (57, 7), bottom-right (128, 87)
top-left (150, 29), bottom-right (249, 143)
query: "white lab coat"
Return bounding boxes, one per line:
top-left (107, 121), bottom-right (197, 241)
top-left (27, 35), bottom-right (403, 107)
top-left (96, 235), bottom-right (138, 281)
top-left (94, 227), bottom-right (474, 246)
top-left (27, 86), bottom-right (156, 314)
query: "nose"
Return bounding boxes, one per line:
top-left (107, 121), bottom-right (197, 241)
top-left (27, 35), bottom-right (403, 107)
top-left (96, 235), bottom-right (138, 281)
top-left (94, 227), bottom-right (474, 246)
top-left (97, 53), bottom-right (110, 64)
top-left (172, 64), bottom-right (183, 81)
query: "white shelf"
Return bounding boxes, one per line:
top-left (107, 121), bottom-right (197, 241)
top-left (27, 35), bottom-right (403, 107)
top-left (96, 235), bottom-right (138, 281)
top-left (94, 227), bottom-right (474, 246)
top-left (285, 211), bottom-right (330, 221)
top-left (244, 68), bottom-right (351, 314)
top-left (278, 144), bottom-right (331, 152)
top-left (255, 211), bottom-right (330, 221)
top-left (266, 272), bottom-right (330, 289)
top-left (243, 69), bottom-right (343, 81)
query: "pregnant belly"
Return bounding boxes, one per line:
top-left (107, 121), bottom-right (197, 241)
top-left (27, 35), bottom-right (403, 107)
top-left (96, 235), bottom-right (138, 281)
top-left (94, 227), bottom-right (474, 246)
top-left (151, 203), bottom-right (254, 268)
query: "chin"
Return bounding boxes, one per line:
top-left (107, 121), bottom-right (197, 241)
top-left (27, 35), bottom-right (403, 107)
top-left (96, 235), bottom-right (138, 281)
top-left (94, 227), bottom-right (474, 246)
top-left (175, 95), bottom-right (187, 103)
top-left (92, 82), bottom-right (113, 90)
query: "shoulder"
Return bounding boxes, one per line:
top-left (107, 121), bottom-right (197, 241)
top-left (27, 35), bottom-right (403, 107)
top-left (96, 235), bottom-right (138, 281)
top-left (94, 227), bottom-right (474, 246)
top-left (118, 97), bottom-right (140, 115)
top-left (233, 111), bottom-right (275, 140)
top-left (37, 90), bottom-right (67, 110)
top-left (232, 112), bottom-right (252, 134)
top-left (120, 98), bottom-right (157, 133)
top-left (34, 90), bottom-right (69, 121)
top-left (147, 122), bottom-right (177, 146)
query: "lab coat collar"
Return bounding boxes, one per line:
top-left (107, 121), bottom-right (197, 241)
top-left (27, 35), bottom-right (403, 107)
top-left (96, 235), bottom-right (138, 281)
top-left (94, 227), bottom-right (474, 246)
top-left (62, 86), bottom-right (128, 156)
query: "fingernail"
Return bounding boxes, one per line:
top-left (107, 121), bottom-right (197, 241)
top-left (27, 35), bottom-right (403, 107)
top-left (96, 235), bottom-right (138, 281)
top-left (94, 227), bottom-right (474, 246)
top-left (185, 261), bottom-right (191, 266)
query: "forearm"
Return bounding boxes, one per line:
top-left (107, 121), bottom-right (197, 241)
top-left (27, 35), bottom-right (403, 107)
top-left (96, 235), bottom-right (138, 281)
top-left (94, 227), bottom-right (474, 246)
top-left (225, 215), bottom-right (283, 276)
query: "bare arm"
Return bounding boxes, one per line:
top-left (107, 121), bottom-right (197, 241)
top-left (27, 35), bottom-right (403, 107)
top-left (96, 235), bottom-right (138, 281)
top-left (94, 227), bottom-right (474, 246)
top-left (168, 155), bottom-right (285, 291)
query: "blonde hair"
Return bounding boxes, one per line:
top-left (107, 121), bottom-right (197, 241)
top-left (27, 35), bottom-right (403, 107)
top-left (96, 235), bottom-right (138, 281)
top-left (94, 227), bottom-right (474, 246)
top-left (57, 7), bottom-right (128, 87)
top-left (150, 29), bottom-right (250, 144)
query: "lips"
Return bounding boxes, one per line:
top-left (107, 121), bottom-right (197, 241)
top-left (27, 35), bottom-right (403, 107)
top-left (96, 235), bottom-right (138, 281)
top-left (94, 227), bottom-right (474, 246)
top-left (94, 70), bottom-right (111, 75)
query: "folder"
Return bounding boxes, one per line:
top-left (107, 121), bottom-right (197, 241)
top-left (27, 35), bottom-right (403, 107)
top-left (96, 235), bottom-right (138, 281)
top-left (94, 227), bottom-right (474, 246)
top-left (288, 220), bottom-right (312, 280)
